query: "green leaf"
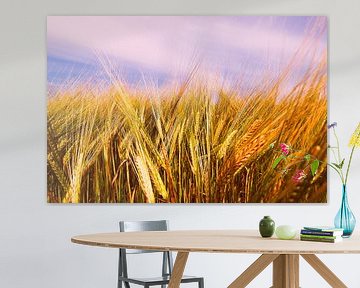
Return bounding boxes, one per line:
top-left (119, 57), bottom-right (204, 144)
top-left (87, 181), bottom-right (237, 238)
top-left (339, 158), bottom-right (345, 169)
top-left (272, 155), bottom-right (285, 169)
top-left (311, 159), bottom-right (320, 176)
top-left (332, 162), bottom-right (339, 168)
top-left (304, 154), bottom-right (311, 162)
top-left (332, 162), bottom-right (344, 169)
top-left (269, 142), bottom-right (275, 149)
top-left (328, 163), bottom-right (339, 171)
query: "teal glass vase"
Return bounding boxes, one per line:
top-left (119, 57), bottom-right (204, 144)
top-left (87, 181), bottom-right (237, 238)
top-left (334, 185), bottom-right (356, 237)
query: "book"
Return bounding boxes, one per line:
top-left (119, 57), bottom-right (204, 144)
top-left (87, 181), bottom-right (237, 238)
top-left (301, 229), bottom-right (343, 237)
top-left (300, 236), bottom-right (343, 243)
top-left (303, 226), bottom-right (344, 232)
top-left (300, 234), bottom-right (341, 240)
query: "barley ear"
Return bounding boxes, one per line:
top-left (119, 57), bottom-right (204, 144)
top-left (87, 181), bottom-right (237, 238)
top-left (134, 156), bottom-right (155, 203)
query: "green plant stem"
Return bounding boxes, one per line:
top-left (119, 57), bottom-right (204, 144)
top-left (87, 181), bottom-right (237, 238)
top-left (328, 163), bottom-right (344, 182)
top-left (330, 148), bottom-right (339, 165)
top-left (332, 127), bottom-right (345, 184)
top-left (333, 127), bottom-right (342, 163)
top-left (345, 145), bottom-right (356, 185)
top-left (329, 148), bottom-right (345, 183)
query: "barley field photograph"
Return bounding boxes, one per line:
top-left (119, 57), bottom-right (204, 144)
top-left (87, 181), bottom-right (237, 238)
top-left (47, 16), bottom-right (327, 203)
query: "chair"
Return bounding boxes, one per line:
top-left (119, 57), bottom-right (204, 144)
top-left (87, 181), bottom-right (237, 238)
top-left (118, 220), bottom-right (204, 288)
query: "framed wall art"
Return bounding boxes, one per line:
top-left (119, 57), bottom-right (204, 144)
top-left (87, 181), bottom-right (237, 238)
top-left (47, 16), bottom-right (327, 203)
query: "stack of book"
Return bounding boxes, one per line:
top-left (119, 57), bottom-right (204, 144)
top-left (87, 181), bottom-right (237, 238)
top-left (300, 226), bottom-right (344, 243)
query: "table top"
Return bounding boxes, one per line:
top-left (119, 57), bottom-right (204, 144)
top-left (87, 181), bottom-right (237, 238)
top-left (71, 230), bottom-right (360, 254)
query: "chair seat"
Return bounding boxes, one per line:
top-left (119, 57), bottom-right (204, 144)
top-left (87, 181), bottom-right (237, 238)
top-left (119, 274), bottom-right (203, 286)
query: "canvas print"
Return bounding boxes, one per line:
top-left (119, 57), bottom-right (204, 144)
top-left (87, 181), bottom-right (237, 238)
top-left (47, 16), bottom-right (327, 203)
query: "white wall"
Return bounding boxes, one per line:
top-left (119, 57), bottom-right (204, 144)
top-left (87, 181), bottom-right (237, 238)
top-left (1, 0), bottom-right (360, 287)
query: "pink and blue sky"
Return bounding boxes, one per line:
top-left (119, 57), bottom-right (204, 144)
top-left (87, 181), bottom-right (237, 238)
top-left (47, 16), bottom-right (327, 88)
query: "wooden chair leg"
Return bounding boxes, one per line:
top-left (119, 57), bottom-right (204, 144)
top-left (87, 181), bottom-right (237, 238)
top-left (228, 254), bottom-right (279, 288)
top-left (301, 254), bottom-right (347, 288)
top-left (168, 252), bottom-right (189, 288)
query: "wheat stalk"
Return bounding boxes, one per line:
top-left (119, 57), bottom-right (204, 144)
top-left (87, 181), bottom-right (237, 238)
top-left (134, 155), bottom-right (155, 203)
top-left (47, 53), bottom-right (327, 203)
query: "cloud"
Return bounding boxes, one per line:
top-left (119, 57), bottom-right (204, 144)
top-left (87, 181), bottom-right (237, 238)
top-left (47, 16), bottom-right (327, 83)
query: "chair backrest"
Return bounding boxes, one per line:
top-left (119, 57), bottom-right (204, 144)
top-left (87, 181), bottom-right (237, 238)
top-left (118, 220), bottom-right (174, 283)
top-left (119, 220), bottom-right (169, 254)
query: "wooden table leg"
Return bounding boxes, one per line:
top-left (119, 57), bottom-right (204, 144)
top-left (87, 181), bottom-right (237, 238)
top-left (168, 252), bottom-right (189, 288)
top-left (301, 254), bottom-right (347, 288)
top-left (272, 254), bottom-right (299, 288)
top-left (228, 254), bottom-right (279, 288)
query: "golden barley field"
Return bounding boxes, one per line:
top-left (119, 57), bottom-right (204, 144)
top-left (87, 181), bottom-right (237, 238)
top-left (47, 58), bottom-right (327, 203)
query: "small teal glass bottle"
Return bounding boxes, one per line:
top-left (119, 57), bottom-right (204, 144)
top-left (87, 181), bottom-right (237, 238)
top-left (334, 185), bottom-right (356, 237)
